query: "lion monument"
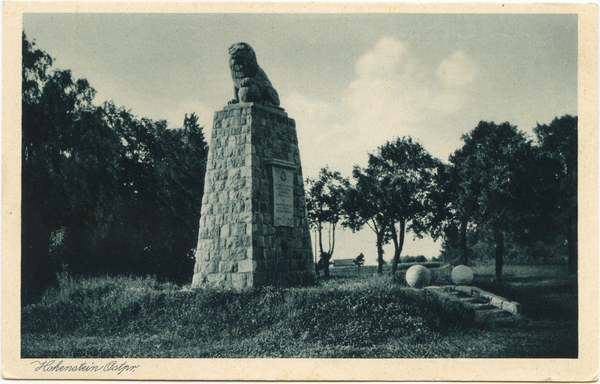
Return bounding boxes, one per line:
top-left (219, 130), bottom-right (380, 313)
top-left (227, 42), bottom-right (280, 107)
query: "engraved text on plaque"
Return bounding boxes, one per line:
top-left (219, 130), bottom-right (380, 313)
top-left (272, 167), bottom-right (294, 227)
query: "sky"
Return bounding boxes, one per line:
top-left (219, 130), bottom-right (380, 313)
top-left (23, 12), bottom-right (578, 265)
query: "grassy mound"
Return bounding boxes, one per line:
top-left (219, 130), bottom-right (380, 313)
top-left (22, 275), bottom-right (475, 358)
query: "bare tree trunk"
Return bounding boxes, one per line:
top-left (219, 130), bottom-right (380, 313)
top-left (318, 222), bottom-right (324, 255)
top-left (376, 230), bottom-right (385, 274)
top-left (391, 220), bottom-right (406, 275)
top-left (329, 223), bottom-right (336, 256)
top-left (322, 252), bottom-right (331, 278)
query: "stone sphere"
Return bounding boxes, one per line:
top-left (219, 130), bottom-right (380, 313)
top-left (405, 265), bottom-right (432, 288)
top-left (451, 265), bottom-right (474, 285)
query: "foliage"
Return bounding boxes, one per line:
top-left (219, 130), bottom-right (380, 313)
top-left (369, 137), bottom-right (441, 274)
top-left (448, 121), bottom-right (534, 281)
top-left (343, 137), bottom-right (440, 275)
top-left (305, 167), bottom-right (349, 258)
top-left (343, 165), bottom-right (390, 274)
top-left (22, 32), bottom-right (53, 104)
top-left (532, 115), bottom-right (578, 274)
top-left (21, 34), bottom-right (208, 304)
top-left (439, 117), bottom-right (577, 277)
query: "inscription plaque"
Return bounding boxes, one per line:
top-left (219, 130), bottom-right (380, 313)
top-left (272, 166), bottom-right (294, 227)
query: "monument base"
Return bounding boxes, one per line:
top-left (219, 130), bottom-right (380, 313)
top-left (192, 103), bottom-right (315, 289)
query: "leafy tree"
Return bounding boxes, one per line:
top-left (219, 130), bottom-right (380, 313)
top-left (22, 33), bottom-right (122, 303)
top-left (344, 138), bottom-right (440, 276)
top-left (305, 167), bottom-right (349, 259)
top-left (449, 121), bottom-right (534, 282)
top-left (435, 162), bottom-right (478, 266)
top-left (368, 137), bottom-right (441, 275)
top-left (343, 165), bottom-right (390, 274)
top-left (22, 32), bottom-right (53, 104)
top-left (533, 115), bottom-right (577, 274)
top-left (21, 33), bottom-right (209, 302)
top-left (100, 107), bottom-right (208, 283)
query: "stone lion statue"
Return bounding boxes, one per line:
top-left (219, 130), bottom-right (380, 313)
top-left (228, 42), bottom-right (280, 107)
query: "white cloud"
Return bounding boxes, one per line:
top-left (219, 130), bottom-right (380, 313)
top-left (283, 38), bottom-right (479, 180)
top-left (354, 37), bottom-right (405, 79)
top-left (337, 39), bottom-right (477, 169)
top-left (436, 51), bottom-right (477, 88)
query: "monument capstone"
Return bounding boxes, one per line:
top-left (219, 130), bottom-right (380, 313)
top-left (191, 43), bottom-right (315, 289)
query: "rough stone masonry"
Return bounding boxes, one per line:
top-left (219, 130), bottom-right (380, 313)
top-left (191, 102), bottom-right (316, 289)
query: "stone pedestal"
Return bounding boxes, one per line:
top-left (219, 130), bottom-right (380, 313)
top-left (192, 103), bottom-right (315, 289)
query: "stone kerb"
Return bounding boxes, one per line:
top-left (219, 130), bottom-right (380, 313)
top-left (192, 102), bottom-right (315, 289)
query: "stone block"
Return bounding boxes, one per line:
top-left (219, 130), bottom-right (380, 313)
top-left (220, 224), bottom-right (230, 237)
top-left (220, 249), bottom-right (232, 261)
top-left (238, 259), bottom-right (255, 273)
top-left (232, 223), bottom-right (246, 236)
top-left (232, 273), bottom-right (248, 289)
top-left (191, 273), bottom-right (206, 287)
top-left (241, 235), bottom-right (252, 247)
top-left (208, 250), bottom-right (221, 262)
top-left (196, 251), bottom-right (210, 262)
top-left (220, 260), bottom-right (237, 273)
top-left (503, 301), bottom-right (522, 315)
top-left (202, 261), bottom-right (219, 274)
top-left (207, 273), bottom-right (227, 287)
top-left (240, 166), bottom-right (252, 179)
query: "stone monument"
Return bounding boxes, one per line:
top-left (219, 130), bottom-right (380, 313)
top-left (191, 43), bottom-right (315, 289)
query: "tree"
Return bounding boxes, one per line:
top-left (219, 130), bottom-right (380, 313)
top-left (449, 121), bottom-right (534, 282)
top-left (368, 137), bottom-right (441, 276)
top-left (22, 33), bottom-right (120, 303)
top-left (22, 32), bottom-right (52, 105)
top-left (102, 107), bottom-right (208, 283)
top-left (533, 115), bottom-right (578, 274)
top-left (427, 162), bottom-right (466, 265)
top-left (344, 138), bottom-right (440, 276)
top-left (305, 167), bottom-right (349, 258)
top-left (21, 33), bottom-right (210, 302)
top-left (343, 165), bottom-right (390, 274)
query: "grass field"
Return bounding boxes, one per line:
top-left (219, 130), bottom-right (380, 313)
top-left (22, 263), bottom-right (577, 358)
